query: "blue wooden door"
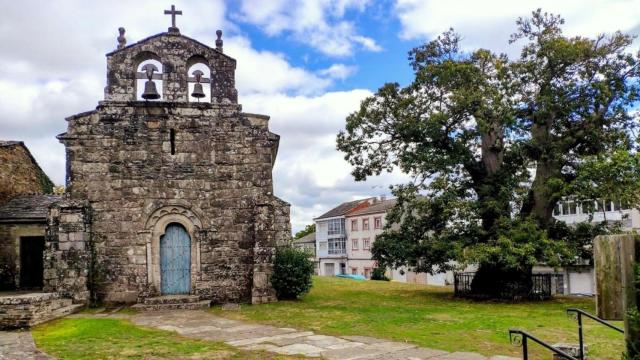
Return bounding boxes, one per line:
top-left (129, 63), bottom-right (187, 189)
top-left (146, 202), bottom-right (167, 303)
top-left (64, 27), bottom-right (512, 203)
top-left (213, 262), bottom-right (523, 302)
top-left (160, 223), bottom-right (191, 295)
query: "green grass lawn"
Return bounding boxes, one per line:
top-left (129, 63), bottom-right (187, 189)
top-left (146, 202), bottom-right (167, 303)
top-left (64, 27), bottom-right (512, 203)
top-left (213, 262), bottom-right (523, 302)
top-left (212, 276), bottom-right (624, 359)
top-left (32, 318), bottom-right (298, 360)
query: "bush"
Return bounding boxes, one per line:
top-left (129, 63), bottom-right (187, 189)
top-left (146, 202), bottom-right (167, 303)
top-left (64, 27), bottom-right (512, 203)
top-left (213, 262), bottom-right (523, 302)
top-left (271, 247), bottom-right (314, 300)
top-left (371, 266), bottom-right (389, 281)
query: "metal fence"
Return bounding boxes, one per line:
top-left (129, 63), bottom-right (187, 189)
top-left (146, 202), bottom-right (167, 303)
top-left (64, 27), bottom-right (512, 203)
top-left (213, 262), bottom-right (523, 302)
top-left (454, 272), bottom-right (554, 300)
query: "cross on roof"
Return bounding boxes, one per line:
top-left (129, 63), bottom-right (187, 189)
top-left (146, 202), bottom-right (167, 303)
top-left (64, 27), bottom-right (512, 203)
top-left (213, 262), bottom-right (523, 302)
top-left (164, 5), bottom-right (182, 29)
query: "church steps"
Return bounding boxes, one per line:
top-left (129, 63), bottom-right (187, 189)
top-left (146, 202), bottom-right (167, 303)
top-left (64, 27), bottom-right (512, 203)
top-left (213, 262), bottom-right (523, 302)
top-left (132, 300), bottom-right (211, 311)
top-left (0, 292), bottom-right (84, 329)
top-left (143, 294), bottom-right (202, 305)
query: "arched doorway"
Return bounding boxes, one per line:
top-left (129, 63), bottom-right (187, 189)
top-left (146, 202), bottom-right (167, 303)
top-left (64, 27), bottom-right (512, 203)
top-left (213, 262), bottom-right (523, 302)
top-left (160, 223), bottom-right (191, 295)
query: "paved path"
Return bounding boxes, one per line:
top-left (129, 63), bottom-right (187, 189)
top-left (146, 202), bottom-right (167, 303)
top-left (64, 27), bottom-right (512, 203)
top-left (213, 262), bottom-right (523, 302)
top-left (0, 331), bottom-right (51, 360)
top-left (74, 310), bottom-right (519, 360)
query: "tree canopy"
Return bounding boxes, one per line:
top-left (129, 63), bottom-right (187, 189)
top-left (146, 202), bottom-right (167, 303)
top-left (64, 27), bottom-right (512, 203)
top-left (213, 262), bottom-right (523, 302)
top-left (294, 224), bottom-right (316, 240)
top-left (336, 10), bottom-right (640, 298)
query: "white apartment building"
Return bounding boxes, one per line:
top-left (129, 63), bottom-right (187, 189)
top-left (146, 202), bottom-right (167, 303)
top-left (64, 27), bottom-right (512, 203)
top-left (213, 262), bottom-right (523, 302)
top-left (542, 199), bottom-right (640, 295)
top-left (314, 198), bottom-right (375, 276)
top-left (553, 199), bottom-right (640, 229)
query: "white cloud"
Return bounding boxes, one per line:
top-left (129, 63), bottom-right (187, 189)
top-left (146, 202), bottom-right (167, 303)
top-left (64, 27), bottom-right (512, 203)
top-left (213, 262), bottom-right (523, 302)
top-left (395, 0), bottom-right (640, 55)
top-left (319, 64), bottom-right (358, 80)
top-left (228, 37), bottom-right (331, 96)
top-left (242, 90), bottom-right (409, 231)
top-left (237, 0), bottom-right (380, 56)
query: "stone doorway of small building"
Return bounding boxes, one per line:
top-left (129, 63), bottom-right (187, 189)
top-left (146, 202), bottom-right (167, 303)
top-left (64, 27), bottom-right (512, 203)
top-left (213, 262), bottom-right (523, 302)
top-left (160, 223), bottom-right (191, 295)
top-left (19, 236), bottom-right (44, 290)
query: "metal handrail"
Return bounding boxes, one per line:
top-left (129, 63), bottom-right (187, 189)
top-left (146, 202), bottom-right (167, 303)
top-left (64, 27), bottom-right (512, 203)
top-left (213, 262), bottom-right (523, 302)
top-left (509, 329), bottom-right (579, 360)
top-left (566, 308), bottom-right (624, 360)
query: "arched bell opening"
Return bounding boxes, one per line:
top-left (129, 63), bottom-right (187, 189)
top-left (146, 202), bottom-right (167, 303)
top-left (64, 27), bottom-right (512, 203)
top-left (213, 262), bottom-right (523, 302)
top-left (186, 56), bottom-right (211, 103)
top-left (135, 52), bottom-right (163, 101)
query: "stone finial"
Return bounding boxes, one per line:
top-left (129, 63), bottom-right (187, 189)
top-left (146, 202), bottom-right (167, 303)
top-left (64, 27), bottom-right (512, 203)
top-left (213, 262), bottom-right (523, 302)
top-left (215, 30), bottom-right (223, 52)
top-left (117, 27), bottom-right (126, 49)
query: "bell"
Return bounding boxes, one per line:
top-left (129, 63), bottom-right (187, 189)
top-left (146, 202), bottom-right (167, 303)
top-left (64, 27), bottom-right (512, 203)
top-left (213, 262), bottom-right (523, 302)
top-left (191, 70), bottom-right (206, 101)
top-left (142, 80), bottom-right (161, 100)
top-left (191, 83), bottom-right (205, 100)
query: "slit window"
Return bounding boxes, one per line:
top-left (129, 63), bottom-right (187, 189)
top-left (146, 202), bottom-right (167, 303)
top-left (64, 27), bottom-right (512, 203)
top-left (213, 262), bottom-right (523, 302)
top-left (170, 129), bottom-right (176, 155)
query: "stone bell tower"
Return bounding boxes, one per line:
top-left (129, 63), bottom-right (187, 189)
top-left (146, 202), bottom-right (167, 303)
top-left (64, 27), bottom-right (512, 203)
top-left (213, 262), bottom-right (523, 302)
top-left (48, 6), bottom-right (291, 306)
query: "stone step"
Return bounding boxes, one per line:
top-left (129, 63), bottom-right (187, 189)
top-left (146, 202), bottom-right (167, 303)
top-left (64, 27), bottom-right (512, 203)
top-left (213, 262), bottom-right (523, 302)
top-left (31, 304), bottom-right (84, 327)
top-left (143, 295), bottom-right (202, 305)
top-left (132, 300), bottom-right (211, 311)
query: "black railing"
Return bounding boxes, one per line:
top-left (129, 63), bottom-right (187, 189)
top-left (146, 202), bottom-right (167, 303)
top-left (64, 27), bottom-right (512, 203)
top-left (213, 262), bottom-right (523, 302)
top-left (509, 329), bottom-right (579, 360)
top-left (453, 272), bottom-right (474, 297)
top-left (454, 272), bottom-right (553, 299)
top-left (566, 308), bottom-right (624, 360)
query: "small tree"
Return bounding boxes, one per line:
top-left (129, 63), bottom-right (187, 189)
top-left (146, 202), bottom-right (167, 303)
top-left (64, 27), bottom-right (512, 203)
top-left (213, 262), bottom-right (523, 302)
top-left (271, 247), bottom-right (314, 300)
top-left (294, 224), bottom-right (315, 240)
top-left (371, 266), bottom-right (389, 281)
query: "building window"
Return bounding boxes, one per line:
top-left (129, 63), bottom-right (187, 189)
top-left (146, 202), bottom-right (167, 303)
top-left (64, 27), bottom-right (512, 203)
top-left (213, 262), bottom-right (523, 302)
top-left (363, 238), bottom-right (371, 250)
top-left (362, 218), bottom-right (370, 231)
top-left (327, 219), bottom-right (345, 236)
top-left (351, 267), bottom-right (358, 275)
top-left (364, 268), bottom-right (372, 279)
top-left (581, 201), bottom-right (595, 214)
top-left (374, 217), bottom-right (382, 229)
top-left (328, 237), bottom-right (346, 254)
top-left (351, 219), bottom-right (358, 231)
top-left (352, 238), bottom-right (359, 250)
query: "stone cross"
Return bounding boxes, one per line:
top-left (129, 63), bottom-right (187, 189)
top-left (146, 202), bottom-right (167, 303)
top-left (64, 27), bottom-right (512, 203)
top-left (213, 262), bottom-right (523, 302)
top-left (164, 5), bottom-right (182, 29)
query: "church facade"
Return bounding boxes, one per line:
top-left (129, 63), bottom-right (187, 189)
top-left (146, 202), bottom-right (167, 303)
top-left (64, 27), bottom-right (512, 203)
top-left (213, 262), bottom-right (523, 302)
top-left (1, 14), bottom-right (291, 308)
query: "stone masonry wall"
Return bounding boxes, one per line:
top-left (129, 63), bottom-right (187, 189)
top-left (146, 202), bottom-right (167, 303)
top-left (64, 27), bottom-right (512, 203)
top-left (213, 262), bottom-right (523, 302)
top-left (0, 144), bottom-right (54, 205)
top-left (43, 199), bottom-right (91, 303)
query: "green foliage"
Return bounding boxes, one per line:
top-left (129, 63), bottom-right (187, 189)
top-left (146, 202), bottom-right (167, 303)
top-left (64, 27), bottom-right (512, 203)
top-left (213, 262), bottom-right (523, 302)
top-left (468, 218), bottom-right (571, 271)
top-left (624, 263), bottom-right (640, 359)
top-left (337, 9), bottom-right (640, 298)
top-left (271, 247), bottom-right (314, 300)
top-left (370, 266), bottom-right (389, 281)
top-left (571, 149), bottom-right (640, 214)
top-left (37, 169), bottom-right (54, 194)
top-left (294, 224), bottom-right (315, 240)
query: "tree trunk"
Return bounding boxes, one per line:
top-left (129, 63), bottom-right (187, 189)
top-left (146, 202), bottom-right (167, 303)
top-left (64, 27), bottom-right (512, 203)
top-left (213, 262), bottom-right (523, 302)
top-left (470, 262), bottom-right (534, 300)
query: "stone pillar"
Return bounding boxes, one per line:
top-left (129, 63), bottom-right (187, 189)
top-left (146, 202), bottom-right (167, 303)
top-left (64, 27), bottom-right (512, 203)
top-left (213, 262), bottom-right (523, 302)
top-left (251, 203), bottom-right (277, 304)
top-left (43, 199), bottom-right (91, 303)
top-left (594, 235), bottom-right (637, 320)
top-left (594, 234), bottom-right (639, 356)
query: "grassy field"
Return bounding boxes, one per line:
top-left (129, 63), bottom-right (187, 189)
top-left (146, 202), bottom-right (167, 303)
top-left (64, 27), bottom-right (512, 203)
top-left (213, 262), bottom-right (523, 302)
top-left (32, 318), bottom-right (299, 360)
top-left (212, 276), bottom-right (624, 359)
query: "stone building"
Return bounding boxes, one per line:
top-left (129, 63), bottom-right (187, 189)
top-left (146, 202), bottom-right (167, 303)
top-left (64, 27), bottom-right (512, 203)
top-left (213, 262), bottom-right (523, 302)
top-left (0, 141), bottom-right (54, 205)
top-left (0, 7), bottom-right (291, 323)
top-left (0, 141), bottom-right (57, 291)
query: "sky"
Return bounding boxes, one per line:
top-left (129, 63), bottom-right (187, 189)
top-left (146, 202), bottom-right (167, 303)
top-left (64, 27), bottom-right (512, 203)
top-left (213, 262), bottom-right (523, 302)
top-left (1, 0), bottom-right (639, 233)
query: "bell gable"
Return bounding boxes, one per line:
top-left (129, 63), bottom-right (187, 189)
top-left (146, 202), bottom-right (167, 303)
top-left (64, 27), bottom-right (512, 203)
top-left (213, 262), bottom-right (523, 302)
top-left (104, 31), bottom-right (237, 104)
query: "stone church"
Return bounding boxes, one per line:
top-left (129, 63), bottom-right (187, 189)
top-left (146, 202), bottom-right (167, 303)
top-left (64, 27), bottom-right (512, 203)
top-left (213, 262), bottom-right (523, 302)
top-left (0, 7), bottom-right (290, 322)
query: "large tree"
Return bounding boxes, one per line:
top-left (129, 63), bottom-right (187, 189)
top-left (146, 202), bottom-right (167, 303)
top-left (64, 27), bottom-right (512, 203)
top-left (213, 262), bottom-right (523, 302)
top-left (336, 10), bottom-right (640, 299)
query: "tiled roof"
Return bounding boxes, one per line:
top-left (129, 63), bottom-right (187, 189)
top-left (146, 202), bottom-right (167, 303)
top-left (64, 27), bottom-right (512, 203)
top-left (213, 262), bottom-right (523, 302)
top-left (347, 199), bottom-right (397, 217)
top-left (314, 198), bottom-right (373, 220)
top-left (293, 232), bottom-right (315, 244)
top-left (0, 194), bottom-right (61, 221)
